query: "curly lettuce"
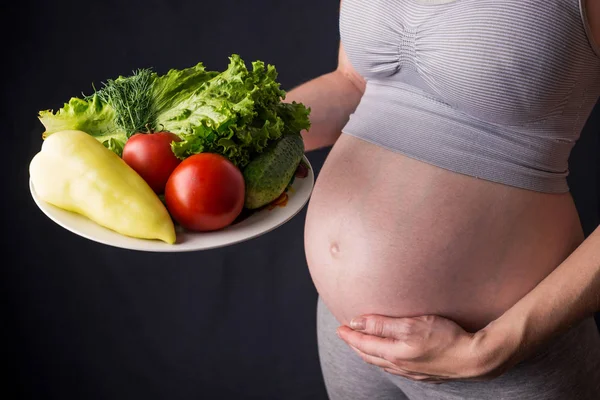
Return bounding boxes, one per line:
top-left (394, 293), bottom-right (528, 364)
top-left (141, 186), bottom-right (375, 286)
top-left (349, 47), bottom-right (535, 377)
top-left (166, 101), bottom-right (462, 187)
top-left (38, 94), bottom-right (126, 145)
top-left (37, 54), bottom-right (311, 167)
top-left (161, 55), bottom-right (310, 166)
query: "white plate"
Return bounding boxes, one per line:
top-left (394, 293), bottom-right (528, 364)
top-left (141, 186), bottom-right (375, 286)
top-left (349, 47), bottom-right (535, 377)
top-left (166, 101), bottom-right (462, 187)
top-left (30, 157), bottom-right (314, 252)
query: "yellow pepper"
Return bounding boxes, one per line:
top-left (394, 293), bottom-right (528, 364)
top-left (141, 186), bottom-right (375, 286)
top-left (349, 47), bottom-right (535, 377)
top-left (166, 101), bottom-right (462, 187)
top-left (29, 130), bottom-right (176, 244)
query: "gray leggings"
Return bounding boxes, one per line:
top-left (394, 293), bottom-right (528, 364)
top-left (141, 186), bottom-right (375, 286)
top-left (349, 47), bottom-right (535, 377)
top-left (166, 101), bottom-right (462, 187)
top-left (317, 297), bottom-right (600, 399)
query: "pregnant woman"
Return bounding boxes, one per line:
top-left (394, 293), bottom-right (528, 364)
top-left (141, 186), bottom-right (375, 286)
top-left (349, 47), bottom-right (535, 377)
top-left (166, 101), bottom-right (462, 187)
top-left (286, 0), bottom-right (600, 398)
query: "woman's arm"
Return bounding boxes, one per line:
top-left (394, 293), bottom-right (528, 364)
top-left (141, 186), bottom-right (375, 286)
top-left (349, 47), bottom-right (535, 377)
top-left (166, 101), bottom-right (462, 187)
top-left (336, 225), bottom-right (600, 382)
top-left (474, 1), bottom-right (600, 356)
top-left (479, 225), bottom-right (600, 371)
top-left (284, 44), bottom-right (365, 152)
top-left (586, 0), bottom-right (600, 46)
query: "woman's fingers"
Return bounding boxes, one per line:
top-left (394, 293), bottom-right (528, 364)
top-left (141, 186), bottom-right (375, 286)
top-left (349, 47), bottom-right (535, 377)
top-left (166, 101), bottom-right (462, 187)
top-left (349, 315), bottom-right (415, 339)
top-left (337, 326), bottom-right (399, 361)
top-left (338, 312), bottom-right (516, 383)
top-left (348, 345), bottom-right (396, 369)
top-left (338, 323), bottom-right (425, 363)
top-left (348, 344), bottom-right (444, 383)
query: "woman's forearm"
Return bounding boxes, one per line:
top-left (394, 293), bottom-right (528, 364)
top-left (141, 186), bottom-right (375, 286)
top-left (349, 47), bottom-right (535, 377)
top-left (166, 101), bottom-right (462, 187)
top-left (284, 69), bottom-right (364, 152)
top-left (484, 225), bottom-right (600, 363)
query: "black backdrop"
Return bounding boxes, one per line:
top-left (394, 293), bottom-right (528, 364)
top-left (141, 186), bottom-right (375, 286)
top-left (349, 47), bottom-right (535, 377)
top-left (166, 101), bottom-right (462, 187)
top-left (3, 1), bottom-right (599, 399)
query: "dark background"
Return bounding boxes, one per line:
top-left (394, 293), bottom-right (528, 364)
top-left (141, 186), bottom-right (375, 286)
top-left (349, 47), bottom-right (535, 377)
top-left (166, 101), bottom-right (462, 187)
top-left (3, 1), bottom-right (599, 399)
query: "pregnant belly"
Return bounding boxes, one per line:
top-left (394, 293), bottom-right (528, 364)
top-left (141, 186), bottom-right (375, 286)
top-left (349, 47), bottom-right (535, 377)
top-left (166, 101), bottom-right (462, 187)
top-left (304, 135), bottom-right (584, 331)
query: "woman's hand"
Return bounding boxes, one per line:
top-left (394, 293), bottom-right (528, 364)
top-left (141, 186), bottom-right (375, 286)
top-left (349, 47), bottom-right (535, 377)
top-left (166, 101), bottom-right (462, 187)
top-left (336, 314), bottom-right (524, 383)
top-left (337, 225), bottom-right (600, 383)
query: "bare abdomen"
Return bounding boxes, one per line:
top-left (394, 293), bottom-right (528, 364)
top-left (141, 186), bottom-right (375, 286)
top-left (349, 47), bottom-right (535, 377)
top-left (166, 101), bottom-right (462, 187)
top-left (304, 135), bottom-right (583, 331)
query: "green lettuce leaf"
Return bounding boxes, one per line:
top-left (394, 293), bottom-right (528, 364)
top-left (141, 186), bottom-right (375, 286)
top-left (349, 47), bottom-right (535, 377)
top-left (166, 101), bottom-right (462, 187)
top-left (36, 54), bottom-right (311, 163)
top-left (151, 62), bottom-right (218, 117)
top-left (160, 54), bottom-right (311, 167)
top-left (277, 101), bottom-right (312, 135)
top-left (38, 95), bottom-right (127, 149)
top-left (102, 137), bottom-right (125, 157)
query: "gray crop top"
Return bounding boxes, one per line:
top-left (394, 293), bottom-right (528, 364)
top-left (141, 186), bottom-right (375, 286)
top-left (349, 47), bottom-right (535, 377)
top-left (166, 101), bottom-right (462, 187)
top-left (340, 0), bottom-right (600, 193)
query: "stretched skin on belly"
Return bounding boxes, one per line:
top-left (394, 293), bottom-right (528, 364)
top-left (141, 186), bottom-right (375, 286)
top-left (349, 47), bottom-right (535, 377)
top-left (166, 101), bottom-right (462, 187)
top-left (304, 135), bottom-right (584, 331)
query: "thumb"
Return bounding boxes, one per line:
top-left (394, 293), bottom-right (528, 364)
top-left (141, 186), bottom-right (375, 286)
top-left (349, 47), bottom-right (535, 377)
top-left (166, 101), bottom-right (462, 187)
top-left (350, 315), bottom-right (414, 340)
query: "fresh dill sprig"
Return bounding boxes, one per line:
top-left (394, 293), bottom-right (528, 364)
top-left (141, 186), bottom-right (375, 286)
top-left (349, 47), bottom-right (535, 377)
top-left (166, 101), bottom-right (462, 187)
top-left (91, 68), bottom-right (156, 137)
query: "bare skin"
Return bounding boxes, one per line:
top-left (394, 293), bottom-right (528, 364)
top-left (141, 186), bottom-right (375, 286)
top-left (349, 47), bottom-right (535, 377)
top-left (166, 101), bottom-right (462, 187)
top-left (304, 135), bottom-right (584, 332)
top-left (287, 0), bottom-right (600, 381)
top-left (588, 0), bottom-right (600, 46)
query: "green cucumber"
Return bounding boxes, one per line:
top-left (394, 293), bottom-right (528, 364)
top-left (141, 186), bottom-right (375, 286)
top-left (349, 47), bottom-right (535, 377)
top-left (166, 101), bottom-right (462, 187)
top-left (243, 133), bottom-right (305, 209)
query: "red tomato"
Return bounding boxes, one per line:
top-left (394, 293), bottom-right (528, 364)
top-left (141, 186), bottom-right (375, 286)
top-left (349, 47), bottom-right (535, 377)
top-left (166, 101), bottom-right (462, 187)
top-left (122, 131), bottom-right (182, 194)
top-left (164, 153), bottom-right (245, 232)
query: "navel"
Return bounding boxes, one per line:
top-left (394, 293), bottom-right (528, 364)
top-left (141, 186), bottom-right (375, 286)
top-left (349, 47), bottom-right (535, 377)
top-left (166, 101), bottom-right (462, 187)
top-left (330, 242), bottom-right (341, 257)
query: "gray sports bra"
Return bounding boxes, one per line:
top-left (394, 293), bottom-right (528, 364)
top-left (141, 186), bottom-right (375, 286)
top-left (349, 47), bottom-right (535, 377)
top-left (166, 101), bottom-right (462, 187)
top-left (340, 0), bottom-right (600, 193)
